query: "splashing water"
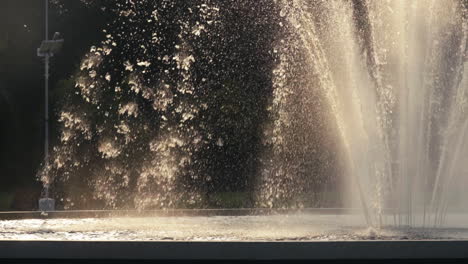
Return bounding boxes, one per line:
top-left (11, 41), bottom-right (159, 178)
top-left (40, 0), bottom-right (222, 210)
top-left (263, 0), bottom-right (467, 227)
top-left (42, 0), bottom-right (468, 229)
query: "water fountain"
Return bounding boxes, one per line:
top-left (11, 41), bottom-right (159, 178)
top-left (1, 0), bottom-right (468, 262)
top-left (260, 0), bottom-right (468, 228)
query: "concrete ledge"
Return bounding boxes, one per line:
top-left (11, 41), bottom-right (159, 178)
top-left (0, 208), bottom-right (361, 220)
top-left (0, 241), bottom-right (467, 260)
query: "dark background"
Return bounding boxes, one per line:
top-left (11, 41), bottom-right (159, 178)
top-left (0, 0), bottom-right (106, 209)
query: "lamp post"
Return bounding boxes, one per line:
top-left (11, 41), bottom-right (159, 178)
top-left (37, 0), bottom-right (63, 212)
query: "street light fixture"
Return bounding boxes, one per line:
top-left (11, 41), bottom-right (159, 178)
top-left (38, 0), bottom-right (64, 212)
top-left (37, 33), bottom-right (64, 57)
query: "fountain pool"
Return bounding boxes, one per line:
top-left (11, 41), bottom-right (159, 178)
top-left (1, 211), bottom-right (468, 261)
top-left (1, 210), bottom-right (468, 241)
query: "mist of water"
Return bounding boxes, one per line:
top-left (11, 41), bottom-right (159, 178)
top-left (264, 0), bottom-right (467, 227)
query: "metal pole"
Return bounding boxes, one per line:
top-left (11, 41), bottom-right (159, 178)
top-left (44, 0), bottom-right (50, 198)
top-left (45, 0), bottom-right (48, 41)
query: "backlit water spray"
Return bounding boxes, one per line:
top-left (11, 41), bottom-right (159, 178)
top-left (39, 0), bottom-right (222, 210)
top-left (38, 0), bottom-right (468, 229)
top-left (262, 0), bottom-right (468, 227)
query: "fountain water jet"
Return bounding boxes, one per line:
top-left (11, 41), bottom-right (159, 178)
top-left (263, 0), bottom-right (467, 227)
top-left (32, 0), bottom-right (468, 230)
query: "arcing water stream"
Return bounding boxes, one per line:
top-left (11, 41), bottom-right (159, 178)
top-left (265, 0), bottom-right (468, 227)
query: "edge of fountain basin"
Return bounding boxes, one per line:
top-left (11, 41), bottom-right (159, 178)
top-left (0, 208), bottom-right (363, 220)
top-left (0, 240), bottom-right (468, 261)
